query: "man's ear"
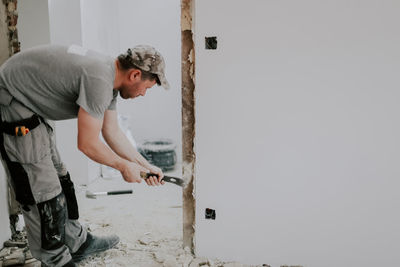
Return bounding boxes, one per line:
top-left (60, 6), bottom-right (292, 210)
top-left (129, 69), bottom-right (142, 82)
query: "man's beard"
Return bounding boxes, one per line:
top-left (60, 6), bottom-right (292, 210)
top-left (117, 85), bottom-right (133, 99)
top-left (119, 89), bottom-right (129, 99)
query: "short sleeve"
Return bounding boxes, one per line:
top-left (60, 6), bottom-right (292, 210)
top-left (76, 74), bottom-right (114, 119)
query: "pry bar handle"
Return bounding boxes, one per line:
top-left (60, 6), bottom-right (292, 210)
top-left (140, 172), bottom-right (184, 187)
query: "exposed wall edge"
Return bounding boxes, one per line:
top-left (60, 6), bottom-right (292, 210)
top-left (2, 0), bottom-right (20, 56)
top-left (181, 0), bottom-right (196, 253)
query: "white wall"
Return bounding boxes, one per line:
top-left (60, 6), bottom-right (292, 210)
top-left (18, 0), bottom-right (50, 50)
top-left (48, 0), bottom-right (82, 45)
top-left (80, 0), bottom-right (119, 57)
top-left (116, 0), bottom-right (182, 159)
top-left (194, 1), bottom-right (400, 266)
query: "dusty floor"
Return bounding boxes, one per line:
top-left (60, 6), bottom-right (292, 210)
top-left (76, 165), bottom-right (186, 267)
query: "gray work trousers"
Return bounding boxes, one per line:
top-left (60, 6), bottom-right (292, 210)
top-left (0, 88), bottom-right (87, 267)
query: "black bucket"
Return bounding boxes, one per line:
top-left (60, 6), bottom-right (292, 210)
top-left (139, 139), bottom-right (177, 171)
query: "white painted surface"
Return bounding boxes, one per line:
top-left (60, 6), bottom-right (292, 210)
top-left (80, 0), bottom-right (119, 57)
top-left (48, 0), bottom-right (82, 46)
top-left (115, 0), bottom-right (182, 160)
top-left (18, 0), bottom-right (50, 50)
top-left (194, 1), bottom-right (400, 266)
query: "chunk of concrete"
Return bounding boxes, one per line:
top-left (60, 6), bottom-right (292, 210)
top-left (177, 253), bottom-right (194, 266)
top-left (3, 240), bottom-right (27, 248)
top-left (163, 256), bottom-right (179, 267)
top-left (0, 247), bottom-right (12, 258)
top-left (3, 248), bottom-right (25, 266)
top-left (153, 251), bottom-right (168, 263)
top-left (189, 257), bottom-right (210, 267)
top-left (138, 236), bottom-right (153, 246)
top-left (23, 258), bottom-right (41, 267)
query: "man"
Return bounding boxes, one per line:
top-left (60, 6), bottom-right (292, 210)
top-left (0, 44), bottom-right (169, 267)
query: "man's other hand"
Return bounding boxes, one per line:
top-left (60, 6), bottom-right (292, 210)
top-left (119, 161), bottom-right (148, 183)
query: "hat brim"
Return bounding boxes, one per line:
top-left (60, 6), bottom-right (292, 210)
top-left (157, 72), bottom-right (170, 90)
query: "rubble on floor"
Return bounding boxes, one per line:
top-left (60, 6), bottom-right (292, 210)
top-left (0, 230), bottom-right (40, 267)
top-left (0, 227), bottom-right (271, 267)
top-left (77, 228), bottom-right (267, 267)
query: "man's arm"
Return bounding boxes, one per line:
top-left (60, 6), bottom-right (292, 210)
top-left (77, 107), bottom-right (147, 183)
top-left (101, 109), bottom-right (164, 185)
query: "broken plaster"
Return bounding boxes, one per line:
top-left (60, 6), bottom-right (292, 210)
top-left (181, 0), bottom-right (193, 31)
top-left (181, 0), bottom-right (196, 253)
top-left (3, 0), bottom-right (20, 56)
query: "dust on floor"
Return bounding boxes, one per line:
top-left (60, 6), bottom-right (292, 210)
top-left (76, 166), bottom-right (183, 267)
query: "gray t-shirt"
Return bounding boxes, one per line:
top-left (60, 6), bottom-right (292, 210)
top-left (0, 44), bottom-right (118, 120)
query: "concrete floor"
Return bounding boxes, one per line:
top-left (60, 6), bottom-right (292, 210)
top-left (75, 165), bottom-right (184, 266)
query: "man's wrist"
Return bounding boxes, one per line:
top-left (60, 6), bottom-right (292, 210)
top-left (114, 158), bottom-right (129, 172)
top-left (133, 157), bottom-right (151, 170)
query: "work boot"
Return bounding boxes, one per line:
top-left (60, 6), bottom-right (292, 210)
top-left (71, 232), bottom-right (119, 262)
top-left (43, 260), bottom-right (76, 267)
top-left (62, 260), bottom-right (77, 267)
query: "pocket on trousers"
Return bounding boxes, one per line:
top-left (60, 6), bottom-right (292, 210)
top-left (3, 123), bottom-right (50, 164)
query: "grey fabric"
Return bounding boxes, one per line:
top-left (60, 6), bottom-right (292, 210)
top-left (0, 45), bottom-right (108, 266)
top-left (23, 194), bottom-right (87, 267)
top-left (0, 88), bottom-right (13, 106)
top-left (0, 98), bottom-right (61, 203)
top-left (47, 120), bottom-right (68, 177)
top-left (0, 96), bottom-right (87, 266)
top-left (0, 44), bottom-right (118, 120)
top-left (23, 201), bottom-right (71, 267)
top-left (66, 220), bottom-right (87, 253)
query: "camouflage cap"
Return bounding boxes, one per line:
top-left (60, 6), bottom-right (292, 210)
top-left (125, 45), bottom-right (170, 90)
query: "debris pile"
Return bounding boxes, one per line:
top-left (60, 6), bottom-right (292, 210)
top-left (77, 231), bottom-right (266, 267)
top-left (0, 231), bottom-right (40, 267)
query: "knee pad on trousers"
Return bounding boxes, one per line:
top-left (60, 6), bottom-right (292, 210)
top-left (59, 172), bottom-right (79, 220)
top-left (37, 193), bottom-right (67, 250)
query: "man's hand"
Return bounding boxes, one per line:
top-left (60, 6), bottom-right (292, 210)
top-left (145, 165), bottom-right (165, 186)
top-left (119, 161), bottom-right (149, 183)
